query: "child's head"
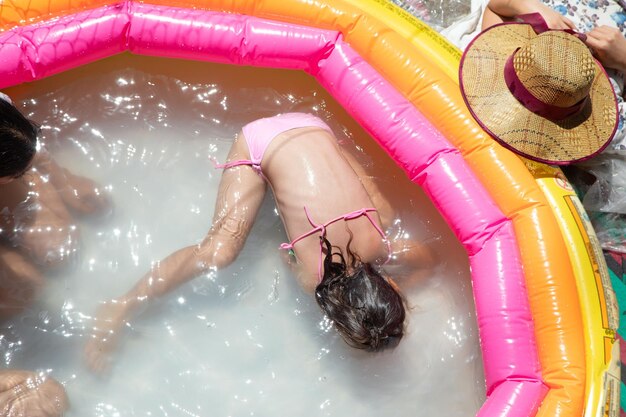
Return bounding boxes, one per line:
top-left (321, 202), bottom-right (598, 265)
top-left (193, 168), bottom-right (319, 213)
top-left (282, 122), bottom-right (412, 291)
top-left (315, 237), bottom-right (405, 350)
top-left (0, 99), bottom-right (38, 181)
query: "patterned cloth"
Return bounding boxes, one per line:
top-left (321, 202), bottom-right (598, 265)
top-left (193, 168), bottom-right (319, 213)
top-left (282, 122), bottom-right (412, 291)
top-left (603, 250), bottom-right (626, 414)
top-left (541, 0), bottom-right (626, 255)
top-left (543, 0), bottom-right (626, 150)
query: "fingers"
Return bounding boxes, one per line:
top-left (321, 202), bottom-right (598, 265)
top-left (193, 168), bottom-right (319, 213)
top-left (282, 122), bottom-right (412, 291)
top-left (585, 27), bottom-right (620, 53)
top-left (83, 302), bottom-right (128, 374)
top-left (84, 339), bottom-right (112, 374)
top-left (563, 16), bottom-right (577, 30)
top-left (584, 26), bottom-right (626, 71)
top-left (584, 31), bottom-right (602, 52)
top-left (0, 373), bottom-right (68, 417)
top-left (549, 15), bottom-right (576, 30)
top-left (586, 25), bottom-right (621, 44)
top-left (83, 328), bottom-right (117, 375)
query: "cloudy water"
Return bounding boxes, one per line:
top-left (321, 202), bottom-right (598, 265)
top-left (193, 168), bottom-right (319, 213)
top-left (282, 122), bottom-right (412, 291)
top-left (1, 55), bottom-right (484, 417)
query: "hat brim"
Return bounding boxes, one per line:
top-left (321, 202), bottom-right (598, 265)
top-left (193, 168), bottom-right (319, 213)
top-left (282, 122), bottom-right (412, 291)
top-left (459, 22), bottom-right (618, 165)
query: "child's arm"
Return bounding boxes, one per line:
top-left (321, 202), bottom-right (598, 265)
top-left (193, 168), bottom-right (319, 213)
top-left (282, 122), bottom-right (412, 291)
top-left (338, 142), bottom-right (436, 271)
top-left (482, 6), bottom-right (506, 30)
top-left (484, 0), bottom-right (575, 29)
top-left (33, 149), bottom-right (109, 216)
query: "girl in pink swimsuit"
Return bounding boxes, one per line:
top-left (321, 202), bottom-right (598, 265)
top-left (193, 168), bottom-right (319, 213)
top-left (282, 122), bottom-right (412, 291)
top-left (85, 113), bottom-right (435, 372)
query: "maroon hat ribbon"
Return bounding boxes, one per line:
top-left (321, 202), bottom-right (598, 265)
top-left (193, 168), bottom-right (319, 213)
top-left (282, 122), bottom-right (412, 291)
top-left (503, 52), bottom-right (589, 121)
top-left (503, 13), bottom-right (589, 121)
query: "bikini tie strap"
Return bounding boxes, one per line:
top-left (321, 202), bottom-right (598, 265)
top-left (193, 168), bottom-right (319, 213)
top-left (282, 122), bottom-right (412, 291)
top-left (210, 155), bottom-right (266, 179)
top-left (279, 207), bottom-right (391, 280)
top-left (302, 206), bottom-right (328, 279)
top-left (278, 207), bottom-right (326, 246)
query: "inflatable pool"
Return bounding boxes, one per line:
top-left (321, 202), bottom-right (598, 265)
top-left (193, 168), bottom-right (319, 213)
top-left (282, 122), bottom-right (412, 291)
top-left (0, 1), bottom-right (619, 416)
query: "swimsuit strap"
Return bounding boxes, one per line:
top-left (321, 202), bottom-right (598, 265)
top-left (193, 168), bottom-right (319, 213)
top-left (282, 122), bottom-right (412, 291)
top-left (210, 156), bottom-right (267, 180)
top-left (279, 207), bottom-right (391, 280)
top-left (212, 157), bottom-right (259, 171)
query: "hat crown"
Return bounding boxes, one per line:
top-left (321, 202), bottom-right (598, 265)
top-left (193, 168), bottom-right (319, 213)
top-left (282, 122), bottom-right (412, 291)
top-left (513, 31), bottom-right (596, 107)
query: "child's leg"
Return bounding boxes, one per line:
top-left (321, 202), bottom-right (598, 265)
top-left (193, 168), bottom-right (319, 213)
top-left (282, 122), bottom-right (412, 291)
top-left (84, 133), bottom-right (268, 373)
top-left (0, 370), bottom-right (69, 417)
top-left (196, 133), bottom-right (268, 266)
top-left (129, 131), bottom-right (269, 300)
top-left (0, 244), bottom-right (43, 318)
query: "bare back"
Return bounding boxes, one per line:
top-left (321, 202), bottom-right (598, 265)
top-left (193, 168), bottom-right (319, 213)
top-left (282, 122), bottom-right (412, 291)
top-left (259, 127), bottom-right (389, 287)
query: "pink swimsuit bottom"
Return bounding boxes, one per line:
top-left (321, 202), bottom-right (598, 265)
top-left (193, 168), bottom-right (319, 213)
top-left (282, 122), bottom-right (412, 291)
top-left (215, 112), bottom-right (333, 175)
top-left (214, 113), bottom-right (390, 280)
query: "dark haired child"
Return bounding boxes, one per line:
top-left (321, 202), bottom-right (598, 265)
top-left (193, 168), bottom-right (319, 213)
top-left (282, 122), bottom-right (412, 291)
top-left (0, 94), bottom-right (109, 417)
top-left (85, 113), bottom-right (435, 372)
top-left (0, 97), bottom-right (109, 271)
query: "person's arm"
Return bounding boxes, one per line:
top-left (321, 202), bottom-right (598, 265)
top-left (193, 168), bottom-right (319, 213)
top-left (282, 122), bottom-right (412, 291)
top-left (338, 146), bottom-right (394, 228)
top-left (585, 26), bottom-right (626, 73)
top-left (484, 0), bottom-right (575, 29)
top-left (84, 133), bottom-right (267, 372)
top-left (482, 6), bottom-right (506, 30)
top-left (389, 237), bottom-right (437, 270)
top-left (338, 144), bottom-right (436, 271)
top-left (33, 149), bottom-right (109, 216)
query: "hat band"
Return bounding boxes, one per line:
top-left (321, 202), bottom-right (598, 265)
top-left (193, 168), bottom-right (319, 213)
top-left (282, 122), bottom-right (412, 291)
top-left (504, 51), bottom-right (589, 121)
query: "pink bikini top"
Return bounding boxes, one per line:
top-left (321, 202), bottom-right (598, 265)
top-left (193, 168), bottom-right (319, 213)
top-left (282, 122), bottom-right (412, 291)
top-left (280, 206), bottom-right (392, 281)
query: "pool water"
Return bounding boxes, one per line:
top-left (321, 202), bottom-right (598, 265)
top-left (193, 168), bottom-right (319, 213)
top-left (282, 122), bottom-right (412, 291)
top-left (1, 54), bottom-right (484, 417)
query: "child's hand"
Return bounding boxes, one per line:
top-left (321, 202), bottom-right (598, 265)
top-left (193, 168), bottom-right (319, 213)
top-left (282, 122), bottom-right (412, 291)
top-left (33, 151), bottom-right (111, 217)
top-left (84, 300), bottom-right (128, 374)
top-left (57, 170), bottom-right (111, 217)
top-left (486, 0), bottom-right (575, 29)
top-left (585, 26), bottom-right (626, 73)
top-left (0, 372), bottom-right (68, 417)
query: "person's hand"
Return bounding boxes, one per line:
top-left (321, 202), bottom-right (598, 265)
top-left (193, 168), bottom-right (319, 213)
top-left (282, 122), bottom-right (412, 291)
top-left (57, 170), bottom-right (111, 217)
top-left (33, 151), bottom-right (111, 217)
top-left (523, 1), bottom-right (576, 30)
top-left (487, 0), bottom-right (576, 29)
top-left (0, 372), bottom-right (68, 417)
top-left (83, 300), bottom-right (128, 374)
top-left (585, 26), bottom-right (626, 73)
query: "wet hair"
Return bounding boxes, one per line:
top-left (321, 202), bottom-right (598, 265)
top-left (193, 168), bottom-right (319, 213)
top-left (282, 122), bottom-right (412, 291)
top-left (0, 99), bottom-right (38, 178)
top-left (315, 237), bottom-right (406, 350)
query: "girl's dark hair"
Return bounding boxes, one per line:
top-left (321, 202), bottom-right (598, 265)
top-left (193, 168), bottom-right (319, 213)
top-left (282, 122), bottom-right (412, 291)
top-left (315, 237), bottom-right (405, 350)
top-left (0, 99), bottom-right (38, 178)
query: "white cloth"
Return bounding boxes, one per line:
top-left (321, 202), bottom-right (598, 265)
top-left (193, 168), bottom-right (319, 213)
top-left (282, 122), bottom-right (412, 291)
top-left (440, 0), bottom-right (489, 50)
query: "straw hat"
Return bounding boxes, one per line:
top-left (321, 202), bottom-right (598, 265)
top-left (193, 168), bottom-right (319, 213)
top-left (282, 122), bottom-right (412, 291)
top-left (459, 14), bottom-right (618, 165)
